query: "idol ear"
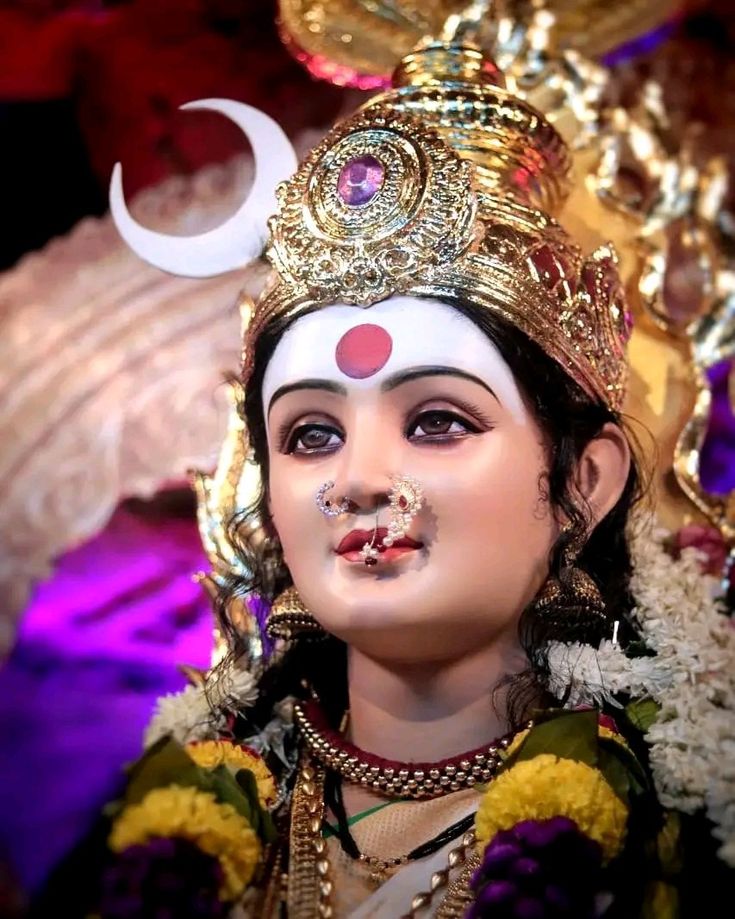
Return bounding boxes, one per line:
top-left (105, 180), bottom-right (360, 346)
top-left (109, 99), bottom-right (297, 278)
top-left (574, 422), bottom-right (631, 527)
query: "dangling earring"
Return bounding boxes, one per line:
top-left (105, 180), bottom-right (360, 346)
top-left (266, 586), bottom-right (326, 641)
top-left (383, 474), bottom-right (424, 547)
top-left (533, 523), bottom-right (608, 640)
top-left (315, 481), bottom-right (350, 517)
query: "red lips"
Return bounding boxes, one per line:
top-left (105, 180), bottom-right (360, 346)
top-left (335, 528), bottom-right (423, 555)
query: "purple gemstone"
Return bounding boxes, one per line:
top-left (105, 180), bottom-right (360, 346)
top-left (337, 155), bottom-right (385, 206)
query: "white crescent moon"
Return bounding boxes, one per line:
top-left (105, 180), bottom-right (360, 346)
top-left (109, 99), bottom-right (297, 278)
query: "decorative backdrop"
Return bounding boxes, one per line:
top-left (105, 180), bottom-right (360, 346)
top-left (0, 1), bottom-right (733, 913)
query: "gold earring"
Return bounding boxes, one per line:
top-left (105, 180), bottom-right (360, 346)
top-left (534, 524), bottom-right (608, 638)
top-left (266, 586), bottom-right (326, 642)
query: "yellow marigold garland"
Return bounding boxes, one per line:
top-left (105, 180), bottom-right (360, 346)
top-left (108, 786), bottom-right (261, 898)
top-left (185, 740), bottom-right (278, 807)
top-left (475, 754), bottom-right (628, 863)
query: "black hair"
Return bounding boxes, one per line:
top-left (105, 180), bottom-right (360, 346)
top-left (215, 297), bottom-right (648, 732)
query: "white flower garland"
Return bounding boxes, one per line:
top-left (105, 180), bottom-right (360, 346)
top-left (143, 663), bottom-right (258, 748)
top-left (546, 519), bottom-right (735, 867)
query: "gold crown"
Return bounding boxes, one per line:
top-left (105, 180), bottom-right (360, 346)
top-left (246, 41), bottom-right (631, 411)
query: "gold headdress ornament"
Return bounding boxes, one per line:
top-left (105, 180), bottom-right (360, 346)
top-left (246, 39), bottom-right (631, 410)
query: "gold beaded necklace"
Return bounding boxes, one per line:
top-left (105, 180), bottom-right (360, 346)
top-left (286, 753), bottom-right (481, 918)
top-left (294, 700), bottom-right (527, 799)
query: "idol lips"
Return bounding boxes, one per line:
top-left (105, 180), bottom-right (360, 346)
top-left (335, 528), bottom-right (423, 561)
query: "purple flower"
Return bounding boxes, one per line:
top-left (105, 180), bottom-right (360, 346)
top-left (468, 817), bottom-right (604, 918)
top-left (100, 837), bottom-right (229, 919)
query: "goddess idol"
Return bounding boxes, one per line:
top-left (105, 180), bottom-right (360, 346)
top-left (38, 4), bottom-right (734, 918)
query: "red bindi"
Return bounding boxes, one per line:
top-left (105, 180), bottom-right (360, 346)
top-left (335, 323), bottom-right (393, 379)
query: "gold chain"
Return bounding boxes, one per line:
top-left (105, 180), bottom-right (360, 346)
top-left (287, 754), bottom-right (334, 918)
top-left (398, 830), bottom-right (478, 919)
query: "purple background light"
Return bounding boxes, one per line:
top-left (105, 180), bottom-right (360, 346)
top-left (701, 359), bottom-right (735, 494)
top-left (0, 501), bottom-right (213, 896)
top-left (602, 21), bottom-right (679, 66)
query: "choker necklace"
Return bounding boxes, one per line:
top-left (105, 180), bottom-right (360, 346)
top-left (294, 699), bottom-right (530, 799)
top-left (325, 771), bottom-right (475, 886)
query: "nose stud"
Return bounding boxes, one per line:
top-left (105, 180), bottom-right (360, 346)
top-left (315, 481), bottom-right (351, 517)
top-left (383, 475), bottom-right (424, 548)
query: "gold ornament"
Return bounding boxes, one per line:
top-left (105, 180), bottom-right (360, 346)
top-left (287, 756), bottom-right (334, 918)
top-left (266, 586), bottom-right (327, 642)
top-left (384, 474), bottom-right (425, 547)
top-left (247, 43), bottom-right (632, 412)
top-left (286, 753), bottom-right (479, 918)
top-left (277, 0), bottom-right (693, 87)
top-left (293, 701), bottom-right (528, 797)
top-left (533, 525), bottom-right (608, 634)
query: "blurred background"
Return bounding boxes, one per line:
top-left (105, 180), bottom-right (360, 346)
top-left (0, 1), bottom-right (733, 914)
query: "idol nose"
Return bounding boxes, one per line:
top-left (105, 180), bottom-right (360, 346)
top-left (336, 421), bottom-right (396, 515)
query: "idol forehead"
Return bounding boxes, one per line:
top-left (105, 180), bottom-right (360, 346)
top-left (261, 297), bottom-right (527, 422)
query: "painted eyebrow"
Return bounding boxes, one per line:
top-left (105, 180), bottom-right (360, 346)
top-left (268, 379), bottom-right (348, 416)
top-left (379, 366), bottom-right (500, 403)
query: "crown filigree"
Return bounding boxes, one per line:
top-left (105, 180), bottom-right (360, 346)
top-left (250, 75), bottom-right (631, 410)
top-left (268, 109), bottom-right (478, 305)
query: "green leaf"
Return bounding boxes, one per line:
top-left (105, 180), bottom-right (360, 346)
top-left (121, 739), bottom-right (260, 835)
top-left (258, 809), bottom-right (278, 845)
top-left (234, 769), bottom-right (277, 844)
top-left (596, 747), bottom-right (634, 804)
top-left (202, 765), bottom-right (256, 825)
top-left (598, 737), bottom-right (650, 798)
top-left (124, 738), bottom-right (207, 806)
top-left (626, 698), bottom-right (660, 733)
top-left (235, 769), bottom-right (261, 811)
top-left (515, 710), bottom-right (600, 766)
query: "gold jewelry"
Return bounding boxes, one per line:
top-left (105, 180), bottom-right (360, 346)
top-left (294, 700), bottom-right (528, 799)
top-left (316, 480), bottom-right (351, 517)
top-left (245, 41), bottom-right (631, 411)
top-left (408, 831), bottom-right (479, 919)
top-left (287, 752), bottom-right (478, 918)
top-left (266, 586), bottom-right (327, 642)
top-left (359, 476), bottom-right (424, 565)
top-left (383, 474), bottom-right (424, 547)
top-left (533, 524), bottom-right (608, 635)
top-left (287, 754), bottom-right (334, 918)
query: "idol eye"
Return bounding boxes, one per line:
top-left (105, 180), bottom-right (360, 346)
top-left (407, 410), bottom-right (480, 441)
top-left (285, 423), bottom-right (343, 455)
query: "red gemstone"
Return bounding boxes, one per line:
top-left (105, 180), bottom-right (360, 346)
top-left (581, 264), bottom-right (598, 300)
top-left (530, 245), bottom-right (564, 288)
top-left (337, 155), bottom-right (385, 206)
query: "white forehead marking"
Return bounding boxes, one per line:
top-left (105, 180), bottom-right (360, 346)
top-left (262, 297), bottom-right (526, 423)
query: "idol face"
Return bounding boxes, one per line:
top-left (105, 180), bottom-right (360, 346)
top-left (264, 297), bottom-right (557, 662)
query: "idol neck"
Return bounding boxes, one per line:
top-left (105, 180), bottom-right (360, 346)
top-left (345, 638), bottom-right (529, 764)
